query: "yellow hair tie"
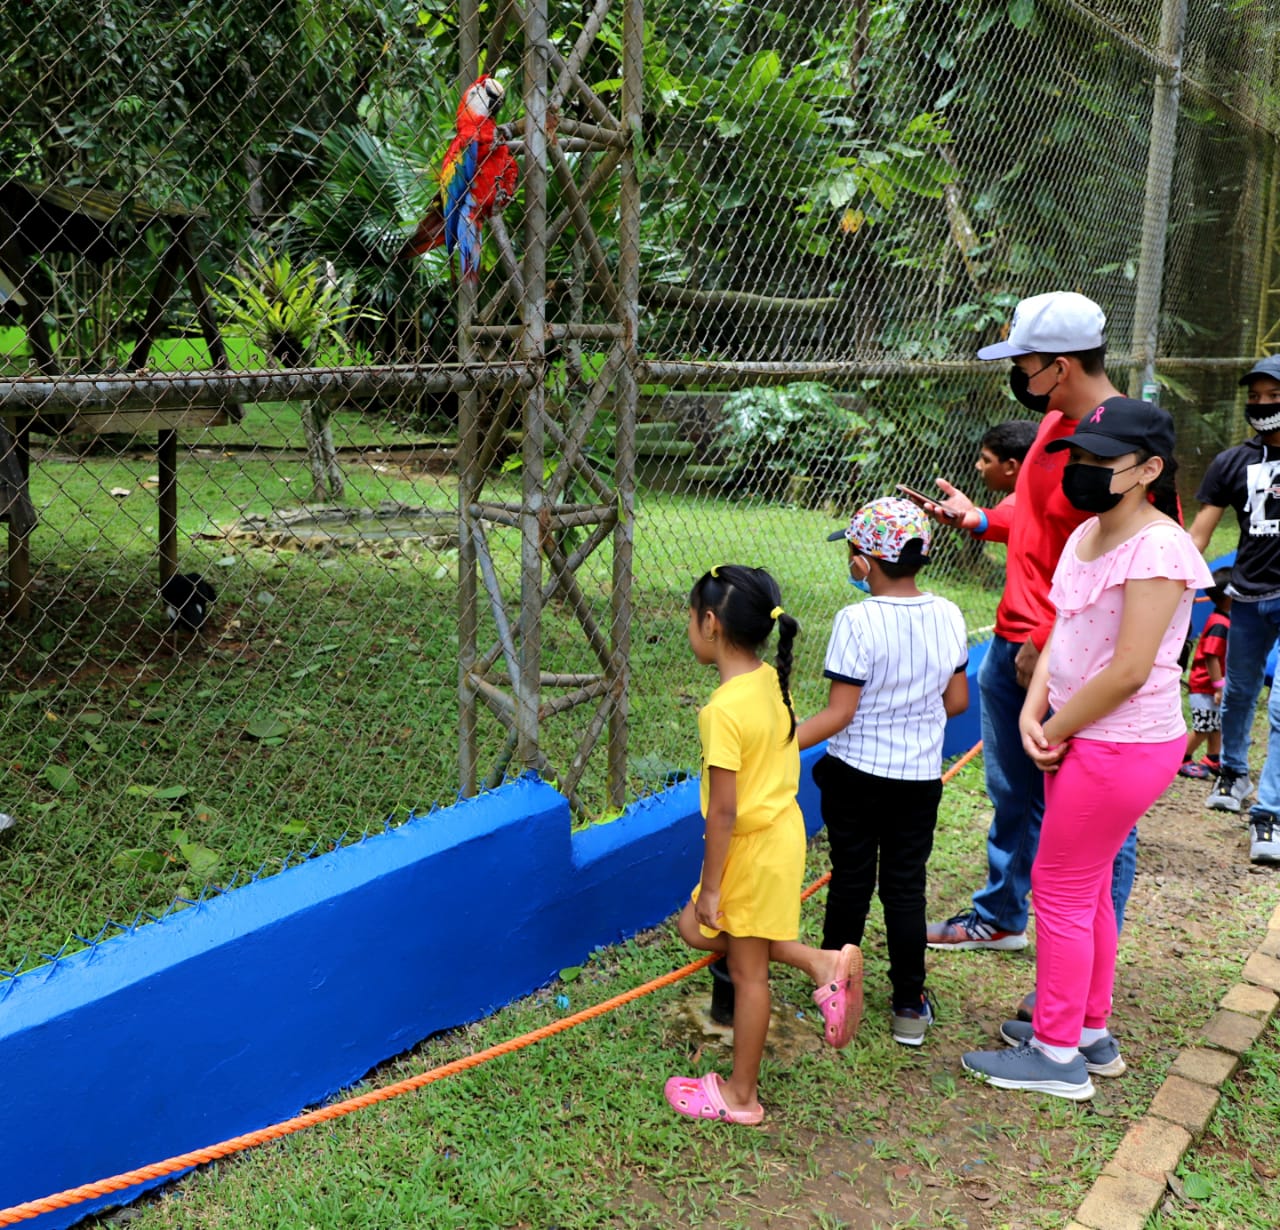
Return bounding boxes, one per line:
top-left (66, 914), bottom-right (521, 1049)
top-left (710, 566), bottom-right (720, 578)
top-left (770, 605), bottom-right (784, 620)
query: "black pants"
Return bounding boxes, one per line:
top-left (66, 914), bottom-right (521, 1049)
top-left (812, 753), bottom-right (943, 1008)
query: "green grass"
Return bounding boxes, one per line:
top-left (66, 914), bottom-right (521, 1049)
top-left (0, 417), bottom-right (1010, 971)
top-left (0, 407), bottom-right (1245, 973)
top-left (1148, 1022), bottom-right (1280, 1229)
top-left (80, 760), bottom-right (1280, 1230)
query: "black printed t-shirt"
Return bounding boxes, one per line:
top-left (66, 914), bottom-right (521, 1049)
top-left (1196, 437), bottom-right (1280, 601)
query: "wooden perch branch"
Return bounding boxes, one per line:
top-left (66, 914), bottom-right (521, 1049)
top-left (641, 284), bottom-right (841, 314)
top-left (550, 0), bottom-right (615, 118)
top-left (0, 364), bottom-right (534, 415)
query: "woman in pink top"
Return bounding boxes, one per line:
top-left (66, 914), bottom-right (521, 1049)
top-left (963, 398), bottom-right (1212, 1101)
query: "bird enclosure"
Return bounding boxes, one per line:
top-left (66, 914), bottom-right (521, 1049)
top-left (0, 0), bottom-right (1277, 974)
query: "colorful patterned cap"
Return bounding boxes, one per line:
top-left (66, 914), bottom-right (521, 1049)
top-left (829, 496), bottom-right (931, 562)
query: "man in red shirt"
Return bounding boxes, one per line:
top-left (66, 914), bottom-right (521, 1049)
top-left (907, 292), bottom-right (1140, 959)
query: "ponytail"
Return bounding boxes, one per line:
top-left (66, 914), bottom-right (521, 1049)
top-left (774, 610), bottom-right (799, 742)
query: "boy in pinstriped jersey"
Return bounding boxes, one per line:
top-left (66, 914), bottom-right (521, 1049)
top-left (798, 497), bottom-right (970, 1046)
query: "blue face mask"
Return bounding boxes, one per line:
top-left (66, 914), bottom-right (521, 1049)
top-left (848, 573), bottom-right (871, 594)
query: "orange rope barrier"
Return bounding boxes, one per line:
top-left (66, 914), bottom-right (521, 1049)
top-left (0, 739), bottom-right (983, 1227)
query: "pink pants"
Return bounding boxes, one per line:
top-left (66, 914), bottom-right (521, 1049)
top-left (1031, 735), bottom-right (1184, 1048)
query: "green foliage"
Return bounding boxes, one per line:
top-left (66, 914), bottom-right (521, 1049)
top-left (212, 250), bottom-right (377, 367)
top-left (714, 382), bottom-right (864, 503)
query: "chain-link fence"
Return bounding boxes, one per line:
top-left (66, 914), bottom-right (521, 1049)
top-left (1, 0), bottom-right (1276, 973)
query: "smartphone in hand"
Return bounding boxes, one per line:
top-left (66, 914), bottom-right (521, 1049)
top-left (896, 483), bottom-right (958, 519)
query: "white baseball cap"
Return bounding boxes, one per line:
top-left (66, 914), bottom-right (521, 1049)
top-left (976, 291), bottom-right (1107, 360)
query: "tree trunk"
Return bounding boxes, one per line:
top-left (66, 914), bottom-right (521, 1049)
top-left (304, 400), bottom-right (344, 501)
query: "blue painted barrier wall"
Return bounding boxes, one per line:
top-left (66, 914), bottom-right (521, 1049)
top-left (0, 656), bottom-right (985, 1228)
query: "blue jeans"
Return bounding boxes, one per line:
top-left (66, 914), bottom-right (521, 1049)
top-left (970, 635), bottom-right (1138, 934)
top-left (1218, 597), bottom-right (1280, 816)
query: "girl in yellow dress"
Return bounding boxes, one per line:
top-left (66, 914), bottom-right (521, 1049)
top-left (665, 564), bottom-right (861, 1127)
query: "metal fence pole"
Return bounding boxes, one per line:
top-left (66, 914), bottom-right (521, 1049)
top-left (457, 0), bottom-right (482, 796)
top-left (518, 0), bottom-right (549, 774)
top-left (1129, 0), bottom-right (1188, 400)
top-left (608, 0), bottom-right (643, 808)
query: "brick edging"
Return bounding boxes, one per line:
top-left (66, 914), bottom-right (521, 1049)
top-left (1069, 901), bottom-right (1280, 1230)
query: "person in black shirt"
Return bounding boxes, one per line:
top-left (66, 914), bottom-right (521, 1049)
top-left (1188, 356), bottom-right (1280, 862)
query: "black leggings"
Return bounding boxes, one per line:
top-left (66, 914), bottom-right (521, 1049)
top-left (812, 753), bottom-right (943, 1007)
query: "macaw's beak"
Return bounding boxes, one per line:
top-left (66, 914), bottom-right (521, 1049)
top-left (481, 77), bottom-right (506, 116)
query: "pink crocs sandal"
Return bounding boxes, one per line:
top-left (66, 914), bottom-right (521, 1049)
top-left (812, 943), bottom-right (863, 1049)
top-left (664, 1072), bottom-right (764, 1126)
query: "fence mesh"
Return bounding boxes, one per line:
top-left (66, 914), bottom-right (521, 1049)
top-left (0, 0), bottom-right (1277, 974)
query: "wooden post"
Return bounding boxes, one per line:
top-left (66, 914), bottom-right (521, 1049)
top-left (175, 220), bottom-right (242, 420)
top-left (4, 420), bottom-right (31, 623)
top-left (1128, 0), bottom-right (1188, 399)
top-left (128, 236), bottom-right (184, 372)
top-left (157, 429), bottom-right (178, 584)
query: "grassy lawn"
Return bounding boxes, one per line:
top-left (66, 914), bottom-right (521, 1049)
top-left (81, 757), bottom-right (1280, 1230)
top-left (0, 398), bottom-right (1244, 975)
top-left (1, 402), bottom-right (1010, 973)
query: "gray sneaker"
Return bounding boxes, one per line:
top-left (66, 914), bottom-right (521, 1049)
top-left (999, 1019), bottom-right (1125, 1077)
top-left (891, 994), bottom-right (934, 1047)
top-left (1250, 811), bottom-right (1280, 864)
top-left (1207, 770), bottom-right (1253, 814)
top-left (962, 1041), bottom-right (1095, 1101)
top-left (0, 813), bottom-right (13, 833)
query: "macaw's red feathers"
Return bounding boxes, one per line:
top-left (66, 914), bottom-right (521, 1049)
top-left (401, 207), bottom-right (446, 258)
top-left (403, 74), bottom-right (519, 281)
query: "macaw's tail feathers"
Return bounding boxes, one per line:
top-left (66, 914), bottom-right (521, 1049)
top-left (401, 208), bottom-right (447, 258)
top-left (455, 212), bottom-right (483, 283)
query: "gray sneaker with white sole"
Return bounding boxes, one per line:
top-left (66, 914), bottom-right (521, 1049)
top-left (1250, 811), bottom-right (1280, 865)
top-left (1207, 770), bottom-right (1253, 814)
top-left (999, 1019), bottom-right (1125, 1077)
top-left (962, 1041), bottom-right (1095, 1101)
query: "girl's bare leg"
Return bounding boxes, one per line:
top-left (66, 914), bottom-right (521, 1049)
top-left (721, 935), bottom-right (770, 1112)
top-left (769, 939), bottom-right (847, 987)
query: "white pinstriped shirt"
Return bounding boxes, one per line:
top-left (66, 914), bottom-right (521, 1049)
top-left (820, 594), bottom-right (969, 781)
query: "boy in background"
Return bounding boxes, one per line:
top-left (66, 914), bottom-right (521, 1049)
top-left (798, 497), bottom-right (970, 1046)
top-left (974, 420), bottom-right (1039, 505)
top-left (1189, 355), bottom-right (1280, 863)
top-left (1178, 568), bottom-right (1233, 779)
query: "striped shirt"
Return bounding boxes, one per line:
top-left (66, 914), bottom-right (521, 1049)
top-left (821, 594), bottom-right (969, 781)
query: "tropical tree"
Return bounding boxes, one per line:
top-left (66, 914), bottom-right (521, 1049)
top-left (213, 250), bottom-right (377, 499)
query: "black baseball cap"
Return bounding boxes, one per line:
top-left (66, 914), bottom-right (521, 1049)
top-left (1044, 396), bottom-right (1175, 459)
top-left (1241, 356), bottom-right (1280, 386)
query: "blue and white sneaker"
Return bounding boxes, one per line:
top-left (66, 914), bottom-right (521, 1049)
top-left (891, 993), bottom-right (935, 1047)
top-left (962, 1041), bottom-right (1095, 1101)
top-left (999, 1019), bottom-right (1125, 1077)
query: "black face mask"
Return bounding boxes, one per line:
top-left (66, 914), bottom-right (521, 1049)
top-left (1061, 461), bottom-right (1140, 513)
top-left (1247, 405), bottom-right (1280, 435)
top-left (1009, 365), bottom-right (1052, 414)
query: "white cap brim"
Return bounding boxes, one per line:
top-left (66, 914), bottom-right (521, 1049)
top-left (976, 339), bottom-right (1031, 360)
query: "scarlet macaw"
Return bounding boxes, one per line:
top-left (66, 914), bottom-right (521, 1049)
top-left (403, 74), bottom-right (519, 281)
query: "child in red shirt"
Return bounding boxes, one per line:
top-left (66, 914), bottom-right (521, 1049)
top-left (1179, 567), bottom-right (1232, 779)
